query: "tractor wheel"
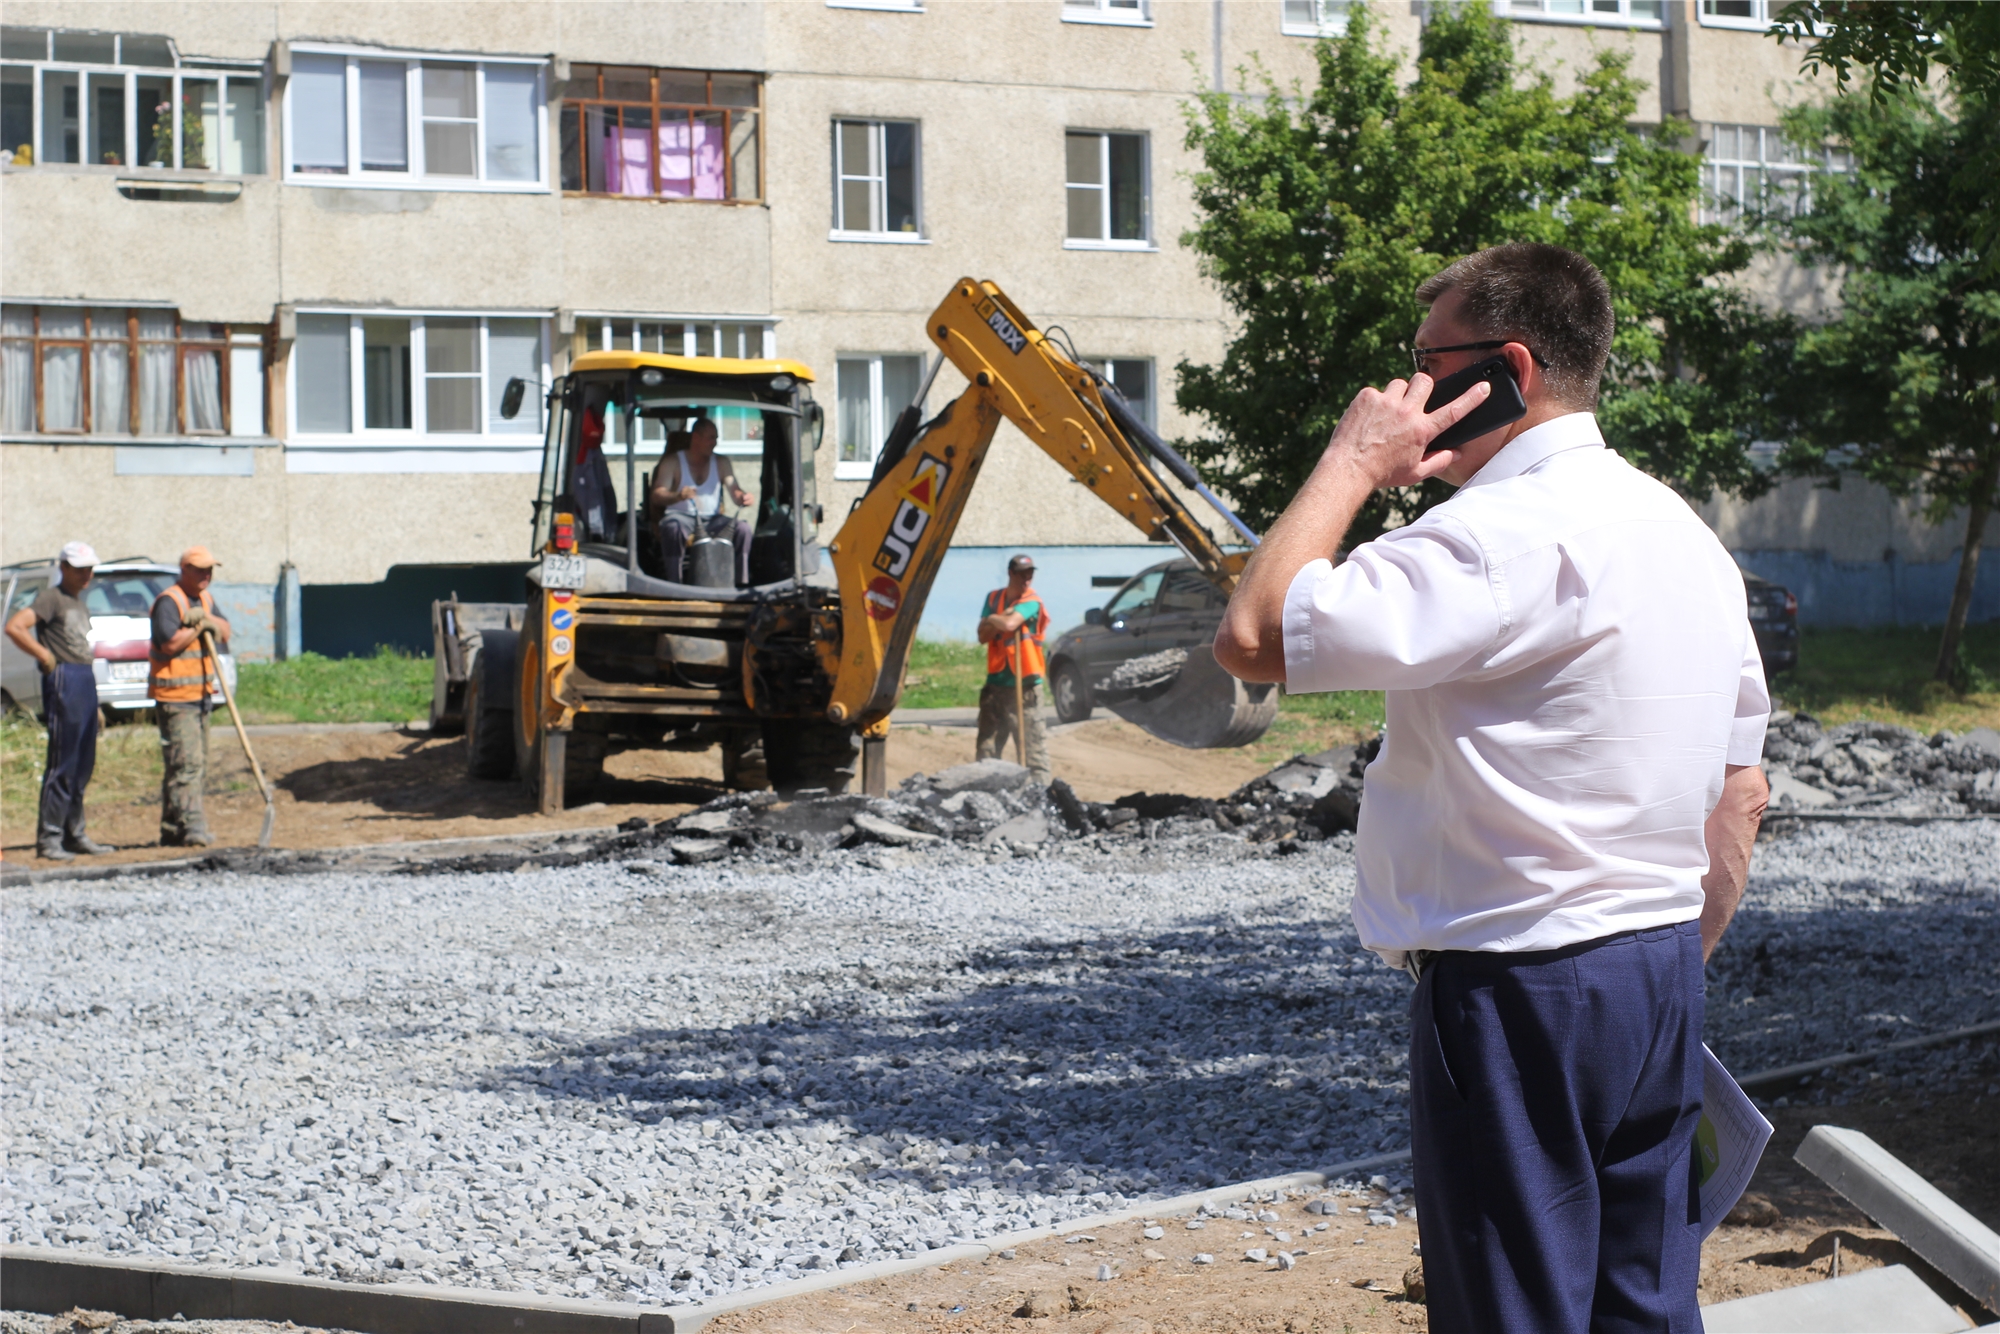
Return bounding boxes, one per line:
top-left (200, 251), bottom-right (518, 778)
top-left (763, 720), bottom-right (859, 794)
top-left (464, 632), bottom-right (519, 780)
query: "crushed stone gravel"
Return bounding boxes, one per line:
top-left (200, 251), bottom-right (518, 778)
top-left (3, 799), bottom-right (1992, 1310)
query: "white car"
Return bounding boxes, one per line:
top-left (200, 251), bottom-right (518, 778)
top-left (1, 559), bottom-right (237, 721)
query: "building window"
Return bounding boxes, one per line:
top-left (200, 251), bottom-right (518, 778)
top-left (1697, 0), bottom-right (1773, 29)
top-left (1063, 0), bottom-right (1151, 27)
top-left (1, 303), bottom-right (261, 437)
top-left (572, 316), bottom-right (776, 453)
top-left (1703, 124), bottom-right (1853, 224)
top-left (284, 48), bottom-right (544, 188)
top-left (1066, 131), bottom-right (1149, 248)
top-left (0, 26), bottom-right (265, 172)
top-left (289, 312), bottom-right (545, 438)
top-left (835, 353), bottom-right (924, 479)
top-left (1083, 357), bottom-right (1154, 429)
top-left (558, 65), bottom-right (760, 201)
top-left (832, 119), bottom-right (921, 240)
top-left (1492, 0), bottom-right (1664, 26)
top-left (1282, 0), bottom-right (1353, 36)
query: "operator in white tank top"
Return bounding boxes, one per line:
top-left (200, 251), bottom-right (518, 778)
top-left (649, 416), bottom-right (754, 585)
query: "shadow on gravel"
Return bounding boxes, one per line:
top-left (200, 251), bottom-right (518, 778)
top-left (486, 916), bottom-right (1417, 1196)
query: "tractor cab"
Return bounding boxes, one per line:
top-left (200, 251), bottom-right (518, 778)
top-left (506, 351), bottom-right (826, 596)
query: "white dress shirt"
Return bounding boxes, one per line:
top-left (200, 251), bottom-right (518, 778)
top-left (1283, 413), bottom-right (1769, 967)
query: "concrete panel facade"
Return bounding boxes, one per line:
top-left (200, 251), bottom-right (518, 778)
top-left (6, 0), bottom-right (1977, 654)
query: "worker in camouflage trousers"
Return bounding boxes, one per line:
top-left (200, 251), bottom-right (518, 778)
top-left (975, 553), bottom-right (1053, 786)
top-left (148, 546), bottom-right (230, 847)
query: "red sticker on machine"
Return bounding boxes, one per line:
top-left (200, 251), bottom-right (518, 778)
top-left (864, 576), bottom-right (902, 621)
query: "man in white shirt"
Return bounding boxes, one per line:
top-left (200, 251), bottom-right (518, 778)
top-left (1215, 243), bottom-right (1769, 1333)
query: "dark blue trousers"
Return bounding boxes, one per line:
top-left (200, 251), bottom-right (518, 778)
top-left (1409, 921), bottom-right (1706, 1334)
top-left (38, 662), bottom-right (99, 850)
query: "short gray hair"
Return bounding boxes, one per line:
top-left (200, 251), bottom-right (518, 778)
top-left (1416, 243), bottom-right (1613, 410)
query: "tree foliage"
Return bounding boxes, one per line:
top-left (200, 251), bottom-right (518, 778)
top-left (1770, 0), bottom-right (2000, 275)
top-left (1769, 85), bottom-right (2000, 682)
top-left (1174, 3), bottom-right (1783, 545)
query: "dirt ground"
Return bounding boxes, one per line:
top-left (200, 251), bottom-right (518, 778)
top-left (709, 1076), bottom-right (2000, 1334)
top-left (0, 718), bottom-right (1272, 869)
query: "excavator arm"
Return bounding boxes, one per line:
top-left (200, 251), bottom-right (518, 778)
top-left (823, 278), bottom-right (1262, 738)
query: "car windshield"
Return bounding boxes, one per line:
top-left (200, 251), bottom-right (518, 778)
top-left (84, 572), bottom-right (175, 617)
top-left (1103, 570), bottom-right (1164, 621)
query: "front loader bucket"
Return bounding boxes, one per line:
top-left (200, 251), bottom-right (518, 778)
top-left (1106, 645), bottom-right (1278, 750)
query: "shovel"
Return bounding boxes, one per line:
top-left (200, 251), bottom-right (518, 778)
top-left (201, 627), bottom-right (276, 848)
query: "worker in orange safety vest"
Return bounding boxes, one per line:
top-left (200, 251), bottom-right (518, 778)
top-left (148, 546), bottom-right (231, 846)
top-left (974, 553), bottom-right (1052, 785)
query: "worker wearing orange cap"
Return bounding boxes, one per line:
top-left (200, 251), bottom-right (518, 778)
top-left (148, 546), bottom-right (231, 847)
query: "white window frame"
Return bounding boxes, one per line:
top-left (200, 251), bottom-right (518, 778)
top-left (1701, 123), bottom-right (1853, 225)
top-left (280, 44), bottom-right (547, 192)
top-left (833, 352), bottom-right (926, 480)
top-left (1062, 0), bottom-right (1153, 28)
top-left (571, 313), bottom-right (779, 456)
top-left (1082, 356), bottom-right (1155, 430)
top-left (1281, 0), bottom-right (1354, 38)
top-left (1064, 129), bottom-right (1153, 251)
top-left (285, 310), bottom-right (550, 473)
top-left (830, 118), bottom-right (925, 244)
top-left (1489, 0), bottom-right (1665, 30)
top-left (2, 30), bottom-right (267, 174)
top-left (1696, 0), bottom-right (1773, 30)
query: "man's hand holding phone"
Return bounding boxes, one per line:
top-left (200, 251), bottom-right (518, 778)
top-left (1315, 371), bottom-right (1492, 493)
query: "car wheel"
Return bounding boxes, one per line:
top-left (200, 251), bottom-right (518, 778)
top-left (1051, 660), bottom-right (1093, 724)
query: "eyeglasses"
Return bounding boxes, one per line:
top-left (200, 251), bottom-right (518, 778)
top-left (1407, 340), bottom-right (1547, 376)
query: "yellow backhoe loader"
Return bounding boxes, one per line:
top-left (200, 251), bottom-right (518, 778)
top-left (433, 278), bottom-right (1274, 812)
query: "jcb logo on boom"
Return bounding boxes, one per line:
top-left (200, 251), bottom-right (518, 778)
top-left (977, 298), bottom-right (1027, 355)
top-left (872, 453), bottom-right (952, 580)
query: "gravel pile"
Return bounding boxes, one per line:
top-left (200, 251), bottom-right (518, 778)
top-left (4, 765), bottom-right (1992, 1311)
top-left (1760, 712), bottom-right (2000, 814)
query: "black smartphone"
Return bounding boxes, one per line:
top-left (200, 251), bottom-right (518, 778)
top-left (1423, 355), bottom-right (1526, 454)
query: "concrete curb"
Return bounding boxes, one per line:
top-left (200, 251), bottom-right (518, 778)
top-left (1795, 1126), bottom-right (2000, 1315)
top-left (0, 1150), bottom-right (1415, 1334)
top-left (1734, 1018), bottom-right (2000, 1095)
top-left (0, 825), bottom-right (623, 889)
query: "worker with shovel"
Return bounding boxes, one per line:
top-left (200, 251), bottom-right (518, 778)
top-left (975, 554), bottom-right (1052, 786)
top-left (148, 546), bottom-right (232, 848)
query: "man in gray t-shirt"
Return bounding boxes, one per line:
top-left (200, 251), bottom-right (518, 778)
top-left (2, 542), bottom-right (112, 858)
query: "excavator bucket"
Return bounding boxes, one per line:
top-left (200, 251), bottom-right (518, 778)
top-left (1104, 645), bottom-right (1278, 750)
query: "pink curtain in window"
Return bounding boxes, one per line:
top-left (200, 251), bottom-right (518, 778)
top-left (601, 126), bottom-right (652, 196)
top-left (657, 117), bottom-right (725, 199)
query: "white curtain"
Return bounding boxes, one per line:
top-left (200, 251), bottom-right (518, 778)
top-left (41, 346), bottom-right (81, 431)
top-left (90, 342), bottom-right (130, 434)
top-left (139, 344), bottom-right (176, 433)
top-left (2, 341), bottom-right (32, 433)
top-left (185, 349), bottom-right (223, 432)
top-left (1, 307), bottom-right (31, 433)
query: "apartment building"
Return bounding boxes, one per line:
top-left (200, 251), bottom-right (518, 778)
top-left (3, 0), bottom-right (1988, 658)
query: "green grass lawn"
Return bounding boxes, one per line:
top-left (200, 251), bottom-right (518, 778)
top-left (234, 647), bottom-right (433, 725)
top-left (1771, 623), bottom-right (2000, 734)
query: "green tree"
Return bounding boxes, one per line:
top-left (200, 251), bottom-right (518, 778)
top-left (1770, 1), bottom-right (2000, 274)
top-left (1770, 85), bottom-right (1999, 685)
top-left (1174, 2), bottom-right (1786, 546)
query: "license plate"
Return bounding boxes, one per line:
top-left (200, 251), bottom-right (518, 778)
top-left (542, 554), bottom-right (587, 590)
top-left (108, 661), bottom-right (148, 682)
top-left (1747, 605), bottom-right (1769, 620)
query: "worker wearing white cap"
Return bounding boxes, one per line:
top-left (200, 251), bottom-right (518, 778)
top-left (2, 541), bottom-right (113, 858)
